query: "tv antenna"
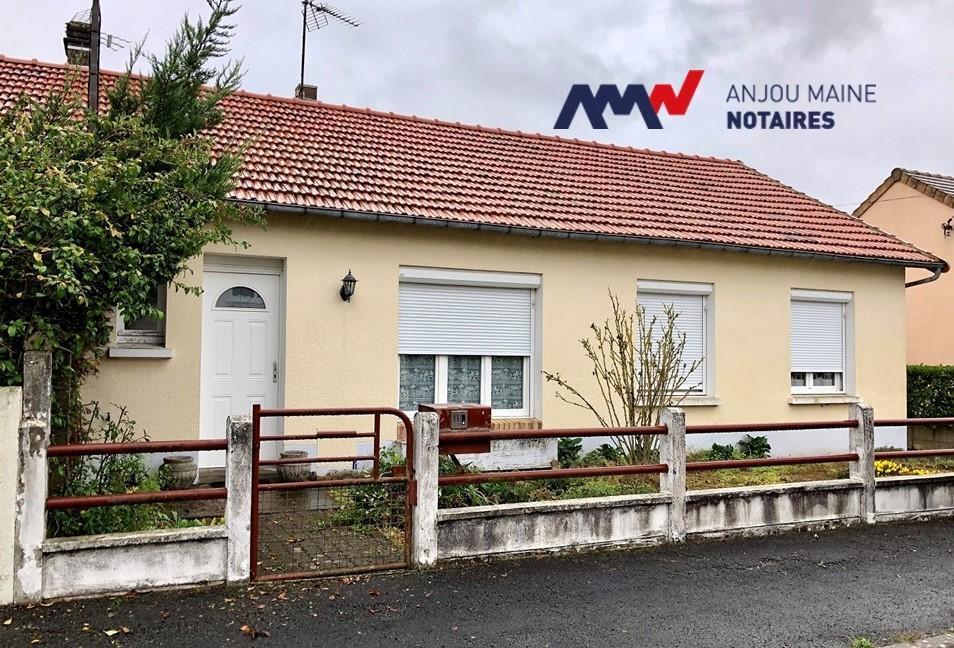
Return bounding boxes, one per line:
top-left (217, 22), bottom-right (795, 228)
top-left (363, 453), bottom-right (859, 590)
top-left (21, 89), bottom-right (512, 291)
top-left (297, 1), bottom-right (360, 99)
top-left (64, 2), bottom-right (130, 108)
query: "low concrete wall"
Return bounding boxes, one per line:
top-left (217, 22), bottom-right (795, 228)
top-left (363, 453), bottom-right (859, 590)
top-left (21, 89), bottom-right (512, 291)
top-left (875, 474), bottom-right (954, 521)
top-left (686, 480), bottom-right (862, 538)
top-left (0, 387), bottom-right (22, 606)
top-left (42, 526), bottom-right (228, 600)
top-left (437, 493), bottom-right (670, 560)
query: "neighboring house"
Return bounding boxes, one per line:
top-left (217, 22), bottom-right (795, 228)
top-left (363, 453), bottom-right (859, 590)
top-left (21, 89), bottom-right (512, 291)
top-left (1, 56), bottom-right (945, 460)
top-left (855, 168), bottom-right (954, 365)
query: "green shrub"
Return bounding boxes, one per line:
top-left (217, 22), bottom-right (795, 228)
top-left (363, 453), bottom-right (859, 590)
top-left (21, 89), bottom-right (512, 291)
top-left (709, 442), bottom-right (736, 461)
top-left (738, 434), bottom-right (771, 459)
top-left (47, 403), bottom-right (165, 537)
top-left (558, 437), bottom-right (583, 467)
top-left (908, 364), bottom-right (954, 418)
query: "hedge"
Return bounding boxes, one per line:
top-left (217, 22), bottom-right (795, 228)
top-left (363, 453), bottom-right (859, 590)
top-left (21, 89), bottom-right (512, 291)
top-left (907, 365), bottom-right (954, 418)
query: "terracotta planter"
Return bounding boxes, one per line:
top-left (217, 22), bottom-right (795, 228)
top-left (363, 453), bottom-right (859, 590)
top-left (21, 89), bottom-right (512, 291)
top-left (162, 455), bottom-right (197, 490)
top-left (391, 465), bottom-right (407, 478)
top-left (277, 450), bottom-right (310, 482)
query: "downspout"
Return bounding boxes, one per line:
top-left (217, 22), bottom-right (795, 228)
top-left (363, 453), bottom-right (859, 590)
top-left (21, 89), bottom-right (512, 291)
top-left (905, 264), bottom-right (947, 288)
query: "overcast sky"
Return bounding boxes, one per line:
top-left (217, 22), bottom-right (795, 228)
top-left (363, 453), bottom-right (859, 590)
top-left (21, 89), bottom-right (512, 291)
top-left (2, 0), bottom-right (952, 209)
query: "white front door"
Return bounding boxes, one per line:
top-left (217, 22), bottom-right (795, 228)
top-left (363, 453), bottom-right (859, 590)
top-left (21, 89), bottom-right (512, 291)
top-left (199, 268), bottom-right (282, 467)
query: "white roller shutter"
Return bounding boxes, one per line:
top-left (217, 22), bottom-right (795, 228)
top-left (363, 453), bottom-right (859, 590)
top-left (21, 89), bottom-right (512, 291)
top-left (790, 300), bottom-right (844, 373)
top-left (637, 292), bottom-right (705, 391)
top-left (399, 283), bottom-right (532, 356)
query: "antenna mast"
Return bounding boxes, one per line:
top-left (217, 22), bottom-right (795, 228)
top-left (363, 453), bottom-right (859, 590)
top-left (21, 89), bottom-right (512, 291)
top-left (63, 2), bottom-right (129, 109)
top-left (297, 1), bottom-right (360, 99)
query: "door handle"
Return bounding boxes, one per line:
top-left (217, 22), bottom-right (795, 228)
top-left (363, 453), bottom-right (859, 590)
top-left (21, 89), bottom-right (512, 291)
top-left (272, 361), bottom-right (278, 383)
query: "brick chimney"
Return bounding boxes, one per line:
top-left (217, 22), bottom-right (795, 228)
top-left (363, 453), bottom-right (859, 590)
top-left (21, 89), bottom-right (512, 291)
top-left (295, 84), bottom-right (318, 101)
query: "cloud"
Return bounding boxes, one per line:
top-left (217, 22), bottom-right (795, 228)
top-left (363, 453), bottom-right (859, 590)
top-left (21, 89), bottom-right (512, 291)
top-left (1, 0), bottom-right (952, 208)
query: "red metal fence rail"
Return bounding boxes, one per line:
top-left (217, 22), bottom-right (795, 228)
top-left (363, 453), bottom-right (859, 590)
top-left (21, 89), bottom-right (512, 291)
top-left (873, 417), bottom-right (954, 461)
top-left (250, 405), bottom-right (415, 582)
top-left (436, 425), bottom-right (669, 487)
top-left (684, 418), bottom-right (860, 472)
top-left (45, 438), bottom-right (229, 510)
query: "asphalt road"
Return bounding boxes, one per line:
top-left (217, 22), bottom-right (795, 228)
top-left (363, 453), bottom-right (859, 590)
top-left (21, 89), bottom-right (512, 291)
top-left (2, 520), bottom-right (953, 647)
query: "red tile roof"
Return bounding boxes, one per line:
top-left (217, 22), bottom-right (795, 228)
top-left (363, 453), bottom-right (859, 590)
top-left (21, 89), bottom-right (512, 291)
top-left (0, 55), bottom-right (944, 270)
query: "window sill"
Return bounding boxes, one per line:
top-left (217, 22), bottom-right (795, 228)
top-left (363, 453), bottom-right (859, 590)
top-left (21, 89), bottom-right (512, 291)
top-left (678, 396), bottom-right (722, 407)
top-left (108, 345), bottom-right (174, 359)
top-left (788, 394), bottom-right (859, 406)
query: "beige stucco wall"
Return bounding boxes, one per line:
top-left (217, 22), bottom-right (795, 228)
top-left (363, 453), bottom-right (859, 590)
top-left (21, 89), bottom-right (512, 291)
top-left (861, 182), bottom-right (954, 365)
top-left (84, 213), bottom-right (908, 447)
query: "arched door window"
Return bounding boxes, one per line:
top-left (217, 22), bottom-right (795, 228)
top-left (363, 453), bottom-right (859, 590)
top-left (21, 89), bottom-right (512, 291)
top-left (214, 286), bottom-right (267, 310)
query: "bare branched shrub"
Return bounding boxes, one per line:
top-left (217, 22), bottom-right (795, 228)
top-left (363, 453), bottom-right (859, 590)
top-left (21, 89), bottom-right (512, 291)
top-left (543, 291), bottom-right (703, 463)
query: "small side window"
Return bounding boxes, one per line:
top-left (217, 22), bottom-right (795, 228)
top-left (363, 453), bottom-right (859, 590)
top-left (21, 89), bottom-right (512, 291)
top-left (116, 285), bottom-right (167, 347)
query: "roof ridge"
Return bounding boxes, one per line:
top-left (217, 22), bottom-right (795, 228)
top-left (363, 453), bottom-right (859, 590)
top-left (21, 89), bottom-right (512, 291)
top-left (228, 90), bottom-right (743, 166)
top-left (0, 53), bottom-right (743, 167)
top-left (901, 168), bottom-right (954, 181)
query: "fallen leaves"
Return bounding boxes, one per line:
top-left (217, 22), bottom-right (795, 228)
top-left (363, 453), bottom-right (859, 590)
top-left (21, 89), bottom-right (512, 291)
top-left (240, 623), bottom-right (271, 639)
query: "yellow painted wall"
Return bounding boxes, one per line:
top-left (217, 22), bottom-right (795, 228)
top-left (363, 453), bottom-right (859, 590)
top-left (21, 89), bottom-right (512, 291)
top-left (861, 182), bottom-right (954, 365)
top-left (84, 213), bottom-right (908, 443)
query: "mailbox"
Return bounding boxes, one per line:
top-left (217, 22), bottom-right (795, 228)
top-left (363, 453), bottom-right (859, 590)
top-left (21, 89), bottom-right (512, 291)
top-left (418, 403), bottom-right (492, 454)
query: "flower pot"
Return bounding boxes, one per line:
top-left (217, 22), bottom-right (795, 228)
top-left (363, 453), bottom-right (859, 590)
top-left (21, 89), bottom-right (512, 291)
top-left (277, 450), bottom-right (311, 482)
top-left (391, 465), bottom-right (406, 478)
top-left (162, 455), bottom-right (197, 490)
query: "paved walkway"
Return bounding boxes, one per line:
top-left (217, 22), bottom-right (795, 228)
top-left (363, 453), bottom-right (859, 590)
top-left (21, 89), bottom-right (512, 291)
top-left (1, 520), bottom-right (952, 647)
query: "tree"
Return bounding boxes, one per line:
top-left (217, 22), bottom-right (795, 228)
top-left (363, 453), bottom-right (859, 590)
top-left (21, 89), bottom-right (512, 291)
top-left (543, 291), bottom-right (703, 463)
top-left (0, 0), bottom-right (261, 439)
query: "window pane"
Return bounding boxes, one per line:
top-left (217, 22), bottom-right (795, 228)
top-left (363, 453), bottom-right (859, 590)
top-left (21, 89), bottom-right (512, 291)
top-left (812, 372), bottom-right (840, 388)
top-left (790, 372), bottom-right (806, 387)
top-left (123, 286), bottom-right (165, 332)
top-left (492, 356), bottom-right (524, 409)
top-left (215, 286), bottom-right (266, 309)
top-left (399, 355), bottom-right (435, 410)
top-left (447, 355), bottom-right (481, 403)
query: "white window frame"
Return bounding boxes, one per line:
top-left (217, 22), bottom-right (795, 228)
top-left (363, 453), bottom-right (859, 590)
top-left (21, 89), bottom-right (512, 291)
top-left (636, 280), bottom-right (714, 396)
top-left (790, 289), bottom-right (853, 396)
top-left (398, 267), bottom-right (540, 418)
top-left (115, 284), bottom-right (167, 347)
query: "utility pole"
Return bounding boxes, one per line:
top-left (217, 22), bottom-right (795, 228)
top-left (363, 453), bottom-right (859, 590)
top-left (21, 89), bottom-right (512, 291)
top-left (88, 0), bottom-right (101, 110)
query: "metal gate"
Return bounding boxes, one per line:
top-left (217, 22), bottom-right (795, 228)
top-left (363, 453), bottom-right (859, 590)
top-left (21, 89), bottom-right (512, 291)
top-left (250, 405), bottom-right (415, 582)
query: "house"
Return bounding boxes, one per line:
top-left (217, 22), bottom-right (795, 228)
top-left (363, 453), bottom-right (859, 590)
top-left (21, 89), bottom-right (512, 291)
top-left (1, 55), bottom-right (945, 462)
top-left (855, 168), bottom-right (954, 365)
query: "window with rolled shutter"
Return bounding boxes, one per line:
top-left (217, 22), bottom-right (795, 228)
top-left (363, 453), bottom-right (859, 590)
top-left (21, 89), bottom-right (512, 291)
top-left (790, 292), bottom-right (848, 393)
top-left (398, 279), bottom-right (534, 415)
top-left (399, 283), bottom-right (532, 356)
top-left (636, 289), bottom-right (707, 393)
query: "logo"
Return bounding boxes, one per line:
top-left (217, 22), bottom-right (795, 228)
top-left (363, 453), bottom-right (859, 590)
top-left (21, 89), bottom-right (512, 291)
top-left (554, 70), bottom-right (704, 129)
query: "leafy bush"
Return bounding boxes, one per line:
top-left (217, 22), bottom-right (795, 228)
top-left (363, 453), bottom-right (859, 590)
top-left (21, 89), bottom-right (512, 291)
top-left (558, 437), bottom-right (583, 467)
top-left (0, 0), bottom-right (259, 439)
top-left (594, 443), bottom-right (623, 463)
top-left (737, 435), bottom-right (771, 459)
top-left (907, 364), bottom-right (954, 418)
top-left (709, 442), bottom-right (736, 461)
top-left (47, 403), bottom-right (164, 537)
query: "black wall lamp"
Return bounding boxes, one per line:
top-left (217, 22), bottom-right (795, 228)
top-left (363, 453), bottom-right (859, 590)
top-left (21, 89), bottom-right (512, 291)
top-left (943, 218), bottom-right (953, 238)
top-left (339, 270), bottom-right (357, 302)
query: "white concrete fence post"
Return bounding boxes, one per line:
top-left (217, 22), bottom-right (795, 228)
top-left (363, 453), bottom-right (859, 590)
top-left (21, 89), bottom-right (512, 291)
top-left (225, 415), bottom-right (253, 583)
top-left (411, 411), bottom-right (439, 567)
top-left (14, 349), bottom-right (52, 604)
top-left (659, 407), bottom-right (687, 543)
top-left (0, 387), bottom-right (23, 606)
top-left (849, 402), bottom-right (876, 524)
